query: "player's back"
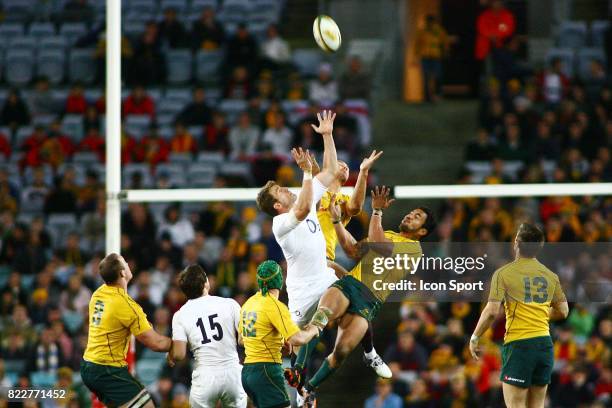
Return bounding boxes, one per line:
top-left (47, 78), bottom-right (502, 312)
top-left (491, 257), bottom-right (565, 344)
top-left (172, 295), bottom-right (241, 369)
top-left (84, 285), bottom-right (151, 367)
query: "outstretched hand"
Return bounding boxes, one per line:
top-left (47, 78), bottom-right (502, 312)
top-left (360, 150), bottom-right (383, 172)
top-left (328, 193), bottom-right (343, 221)
top-left (469, 337), bottom-right (480, 361)
top-left (371, 186), bottom-right (395, 210)
top-left (311, 110), bottom-right (336, 136)
top-left (291, 147), bottom-right (312, 173)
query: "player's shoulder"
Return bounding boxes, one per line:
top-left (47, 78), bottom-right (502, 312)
top-left (533, 259), bottom-right (559, 280)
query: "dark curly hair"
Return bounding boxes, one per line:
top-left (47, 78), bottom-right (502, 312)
top-left (178, 264), bottom-right (208, 300)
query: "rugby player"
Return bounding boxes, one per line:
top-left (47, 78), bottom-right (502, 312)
top-left (239, 260), bottom-right (321, 408)
top-left (285, 149), bottom-right (391, 385)
top-left (300, 186), bottom-right (436, 404)
top-left (167, 264), bottom-right (247, 407)
top-left (81, 253), bottom-right (172, 408)
top-left (255, 111), bottom-right (340, 398)
top-left (469, 223), bottom-right (569, 408)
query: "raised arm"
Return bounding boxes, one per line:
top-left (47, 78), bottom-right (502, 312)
top-left (290, 147), bottom-right (314, 221)
top-left (368, 186), bottom-right (395, 243)
top-left (328, 194), bottom-right (362, 259)
top-left (347, 150), bottom-right (383, 216)
top-left (311, 110), bottom-right (338, 187)
top-left (550, 301), bottom-right (569, 320)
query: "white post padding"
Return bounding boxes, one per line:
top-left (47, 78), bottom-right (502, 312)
top-left (105, 0), bottom-right (122, 255)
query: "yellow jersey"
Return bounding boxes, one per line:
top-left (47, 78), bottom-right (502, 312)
top-left (318, 191), bottom-right (354, 261)
top-left (239, 292), bottom-right (300, 364)
top-left (350, 230), bottom-right (420, 282)
top-left (83, 285), bottom-right (152, 367)
top-left (488, 257), bottom-right (566, 344)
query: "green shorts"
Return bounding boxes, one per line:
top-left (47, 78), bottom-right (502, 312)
top-left (242, 362), bottom-right (289, 408)
top-left (80, 360), bottom-right (149, 407)
top-left (331, 275), bottom-right (382, 322)
top-left (501, 336), bottom-right (554, 388)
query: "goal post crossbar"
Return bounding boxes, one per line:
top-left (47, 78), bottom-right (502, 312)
top-left (120, 183), bottom-right (612, 203)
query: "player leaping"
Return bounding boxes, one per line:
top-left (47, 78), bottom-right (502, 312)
top-left (300, 187), bottom-right (436, 405)
top-left (285, 149), bottom-right (391, 384)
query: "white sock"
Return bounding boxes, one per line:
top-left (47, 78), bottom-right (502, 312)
top-left (364, 348), bottom-right (377, 359)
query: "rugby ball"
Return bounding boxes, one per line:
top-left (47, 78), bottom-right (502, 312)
top-left (313, 15), bottom-right (342, 52)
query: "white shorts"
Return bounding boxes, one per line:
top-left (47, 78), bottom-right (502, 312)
top-left (289, 268), bottom-right (337, 327)
top-left (190, 365), bottom-right (247, 408)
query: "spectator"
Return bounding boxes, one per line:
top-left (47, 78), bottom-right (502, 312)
top-left (28, 77), bottom-right (58, 117)
top-left (309, 63), bottom-right (339, 105)
top-left (21, 125), bottom-right (48, 167)
top-left (536, 58), bottom-right (570, 105)
top-left (82, 105), bottom-right (101, 131)
top-left (44, 175), bottom-right (78, 215)
top-left (12, 227), bottom-right (48, 275)
top-left (261, 112), bottom-right (293, 157)
top-left (2, 304), bottom-right (37, 347)
top-left (497, 124), bottom-right (528, 161)
top-left (0, 169), bottom-right (18, 214)
top-left (78, 127), bottom-right (105, 162)
top-left (137, 125), bottom-right (170, 166)
top-left (158, 204), bottom-right (195, 247)
top-left (170, 122), bottom-right (197, 154)
top-left (158, 7), bottom-right (187, 48)
top-left (123, 85), bottom-right (156, 118)
top-left (193, 230), bottom-right (224, 267)
top-left (157, 232), bottom-right (182, 271)
top-left (130, 22), bottom-right (166, 86)
top-left (1, 89), bottom-right (30, 131)
top-left (191, 7), bottom-right (225, 50)
top-left (95, 31), bottom-right (133, 85)
top-left (225, 24), bottom-right (258, 74)
top-left (1, 271), bottom-right (29, 311)
top-left (384, 330), bottom-right (428, 373)
top-left (202, 111), bottom-right (230, 154)
top-left (175, 87), bottom-right (212, 127)
top-left (78, 169), bottom-right (102, 212)
top-left (553, 365), bottom-right (596, 407)
top-left (585, 60), bottom-right (608, 102)
top-left (56, 366), bottom-right (91, 407)
top-left (225, 66), bottom-right (252, 100)
top-left (339, 56), bottom-right (371, 100)
top-left (81, 195), bottom-right (105, 252)
top-left (20, 167), bottom-right (49, 213)
top-left (530, 120), bottom-right (561, 161)
top-left (0, 130), bottom-right (10, 159)
top-left (59, 231), bottom-right (89, 267)
top-left (416, 15), bottom-right (450, 102)
top-left (465, 128), bottom-right (496, 161)
top-left (364, 378), bottom-right (403, 408)
top-left (26, 327), bottom-right (65, 375)
top-left (286, 72), bottom-right (306, 100)
top-left (441, 372), bottom-right (478, 407)
top-left (58, 275), bottom-right (91, 315)
top-left (475, 0), bottom-right (516, 61)
top-left (122, 203), bottom-right (157, 269)
top-left (182, 241), bottom-right (205, 270)
top-left (405, 378), bottom-right (432, 407)
top-left (65, 83), bottom-right (88, 114)
top-left (260, 24), bottom-right (292, 71)
top-left (229, 112), bottom-right (259, 160)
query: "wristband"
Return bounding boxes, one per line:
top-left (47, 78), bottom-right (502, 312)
top-left (303, 172), bottom-right (312, 181)
top-left (332, 219), bottom-right (341, 224)
top-left (372, 209), bottom-right (383, 217)
top-left (470, 334), bottom-right (479, 343)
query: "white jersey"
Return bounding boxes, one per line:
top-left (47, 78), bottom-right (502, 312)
top-left (272, 177), bottom-right (337, 313)
top-left (172, 296), bottom-right (241, 370)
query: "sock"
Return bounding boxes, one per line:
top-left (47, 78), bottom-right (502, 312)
top-left (295, 336), bottom-right (320, 371)
top-left (307, 358), bottom-right (337, 389)
top-left (361, 323), bottom-right (374, 354)
top-left (364, 347), bottom-right (377, 360)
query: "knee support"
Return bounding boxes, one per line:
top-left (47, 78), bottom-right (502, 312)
top-left (310, 306), bottom-right (333, 330)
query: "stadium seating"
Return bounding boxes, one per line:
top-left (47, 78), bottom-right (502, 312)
top-left (292, 49), bottom-right (323, 77)
top-left (167, 49), bottom-right (194, 84)
top-left (69, 49), bottom-right (97, 84)
top-left (557, 20), bottom-right (588, 49)
top-left (577, 47), bottom-right (607, 80)
top-left (37, 50), bottom-right (66, 85)
top-left (545, 47), bottom-right (575, 77)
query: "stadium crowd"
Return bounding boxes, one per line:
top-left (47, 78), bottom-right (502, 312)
top-left (368, 9), bottom-right (612, 407)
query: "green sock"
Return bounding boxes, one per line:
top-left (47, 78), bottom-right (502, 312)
top-left (295, 336), bottom-right (320, 371)
top-left (307, 358), bottom-right (337, 389)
